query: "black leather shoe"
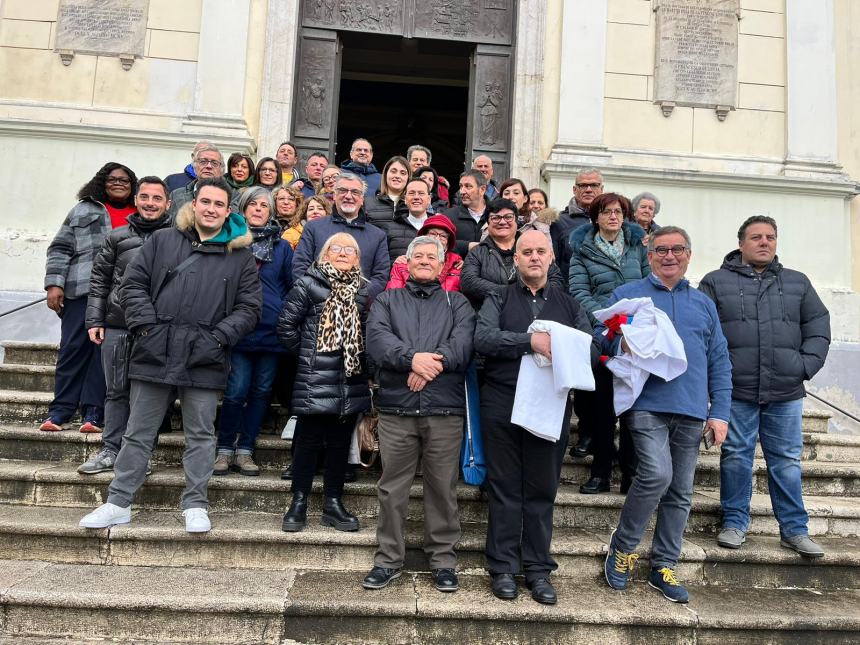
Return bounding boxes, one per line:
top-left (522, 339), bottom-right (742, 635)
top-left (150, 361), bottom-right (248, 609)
top-left (571, 435), bottom-right (592, 458)
top-left (528, 577), bottom-right (557, 605)
top-left (579, 476), bottom-right (610, 494)
top-left (343, 464), bottom-right (358, 483)
top-left (432, 568), bottom-right (459, 592)
top-left (281, 491), bottom-right (307, 532)
top-left (362, 566), bottom-right (402, 589)
top-left (280, 463), bottom-right (293, 480)
top-left (491, 573), bottom-right (518, 600)
top-left (321, 497), bottom-right (360, 532)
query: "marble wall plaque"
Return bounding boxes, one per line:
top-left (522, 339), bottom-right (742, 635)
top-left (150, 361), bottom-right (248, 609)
top-left (55, 0), bottom-right (148, 57)
top-left (654, 0), bottom-right (738, 109)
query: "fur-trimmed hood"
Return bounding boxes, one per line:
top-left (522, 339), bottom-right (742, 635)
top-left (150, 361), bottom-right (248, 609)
top-left (175, 203), bottom-right (252, 250)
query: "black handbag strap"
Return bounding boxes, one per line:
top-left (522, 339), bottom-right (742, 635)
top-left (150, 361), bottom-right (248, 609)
top-left (163, 253), bottom-right (202, 288)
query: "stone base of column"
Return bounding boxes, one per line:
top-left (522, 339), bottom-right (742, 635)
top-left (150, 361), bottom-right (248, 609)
top-left (783, 157), bottom-right (851, 181)
top-left (181, 113), bottom-right (254, 144)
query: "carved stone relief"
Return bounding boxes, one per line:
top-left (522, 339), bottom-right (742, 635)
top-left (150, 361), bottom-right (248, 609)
top-left (414, 0), bottom-right (513, 44)
top-left (472, 48), bottom-right (511, 151)
top-left (294, 35), bottom-right (337, 138)
top-left (303, 0), bottom-right (403, 35)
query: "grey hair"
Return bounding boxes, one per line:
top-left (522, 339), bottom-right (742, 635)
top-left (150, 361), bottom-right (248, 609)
top-left (406, 235), bottom-right (445, 263)
top-left (575, 168), bottom-right (603, 183)
top-left (631, 191), bottom-right (661, 215)
top-left (335, 171), bottom-right (368, 194)
top-left (193, 144), bottom-right (224, 166)
top-left (191, 140), bottom-right (215, 156)
top-left (647, 225), bottom-right (692, 252)
top-left (472, 153), bottom-right (493, 166)
top-left (351, 138), bottom-right (372, 151)
top-left (317, 232), bottom-right (362, 264)
top-left (460, 169), bottom-right (487, 188)
top-left (407, 145), bottom-right (432, 164)
top-left (237, 185), bottom-right (274, 216)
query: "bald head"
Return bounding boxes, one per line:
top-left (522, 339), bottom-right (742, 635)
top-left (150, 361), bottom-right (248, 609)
top-left (515, 230), bottom-right (554, 288)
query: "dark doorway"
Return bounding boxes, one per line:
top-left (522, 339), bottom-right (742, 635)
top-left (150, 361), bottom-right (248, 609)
top-left (335, 32), bottom-right (471, 185)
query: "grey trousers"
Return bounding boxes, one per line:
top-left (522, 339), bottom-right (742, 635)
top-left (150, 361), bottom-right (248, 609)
top-left (374, 414), bottom-right (463, 570)
top-left (100, 328), bottom-right (132, 456)
top-left (107, 380), bottom-right (219, 510)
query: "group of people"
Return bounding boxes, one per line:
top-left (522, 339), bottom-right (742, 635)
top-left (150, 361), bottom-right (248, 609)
top-left (40, 136), bottom-right (831, 606)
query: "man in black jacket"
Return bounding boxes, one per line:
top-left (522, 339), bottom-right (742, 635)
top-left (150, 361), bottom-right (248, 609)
top-left (445, 170), bottom-right (488, 257)
top-left (699, 215), bottom-right (831, 558)
top-left (79, 177), bottom-right (262, 534)
top-left (363, 235), bottom-right (476, 593)
top-left (79, 177), bottom-right (172, 475)
top-left (475, 230), bottom-right (599, 605)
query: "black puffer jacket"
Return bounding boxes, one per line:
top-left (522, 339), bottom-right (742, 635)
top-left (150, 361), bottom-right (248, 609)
top-left (444, 204), bottom-right (487, 257)
top-left (363, 192), bottom-right (409, 228)
top-left (367, 279), bottom-right (475, 416)
top-left (86, 212), bottom-right (171, 330)
top-left (379, 214), bottom-right (419, 260)
top-left (119, 206), bottom-right (262, 390)
top-left (277, 263), bottom-right (371, 416)
top-left (550, 198), bottom-right (589, 288)
top-left (698, 250), bottom-right (831, 403)
top-left (461, 235), bottom-right (565, 308)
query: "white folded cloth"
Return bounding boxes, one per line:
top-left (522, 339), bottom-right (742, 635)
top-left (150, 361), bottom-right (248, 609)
top-left (511, 320), bottom-right (595, 442)
top-left (594, 297), bottom-right (687, 415)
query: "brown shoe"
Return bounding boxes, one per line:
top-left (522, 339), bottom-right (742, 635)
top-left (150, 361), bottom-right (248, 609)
top-left (232, 453), bottom-right (260, 477)
top-left (213, 453), bottom-right (232, 476)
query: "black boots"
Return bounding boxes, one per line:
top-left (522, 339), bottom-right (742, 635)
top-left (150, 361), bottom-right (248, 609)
top-left (281, 491), bottom-right (308, 532)
top-left (321, 496), bottom-right (359, 532)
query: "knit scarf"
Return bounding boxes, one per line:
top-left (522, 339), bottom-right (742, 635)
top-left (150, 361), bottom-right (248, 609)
top-left (316, 261), bottom-right (364, 377)
top-left (594, 231), bottom-right (625, 264)
top-left (249, 221), bottom-right (282, 263)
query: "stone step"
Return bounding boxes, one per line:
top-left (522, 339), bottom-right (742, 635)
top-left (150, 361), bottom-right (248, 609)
top-left (1, 341), bottom-right (59, 366)
top-left (0, 364), bottom-right (54, 392)
top-left (3, 461), bottom-right (860, 537)
top-left (4, 425), bottom-right (860, 497)
top-left (2, 504), bottom-right (857, 591)
top-left (1, 559), bottom-right (857, 644)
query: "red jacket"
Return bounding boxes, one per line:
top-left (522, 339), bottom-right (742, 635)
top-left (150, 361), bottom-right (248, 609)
top-left (385, 214), bottom-right (462, 292)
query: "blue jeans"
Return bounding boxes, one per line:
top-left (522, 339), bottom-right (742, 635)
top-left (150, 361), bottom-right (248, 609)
top-left (216, 351), bottom-right (279, 454)
top-left (614, 411), bottom-right (703, 569)
top-left (720, 398), bottom-right (808, 538)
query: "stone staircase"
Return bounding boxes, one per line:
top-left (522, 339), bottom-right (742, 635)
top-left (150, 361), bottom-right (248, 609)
top-left (0, 340), bottom-right (859, 644)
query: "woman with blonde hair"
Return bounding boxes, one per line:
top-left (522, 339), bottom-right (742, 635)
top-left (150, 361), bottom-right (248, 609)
top-left (281, 192), bottom-right (331, 250)
top-left (277, 232), bottom-right (371, 533)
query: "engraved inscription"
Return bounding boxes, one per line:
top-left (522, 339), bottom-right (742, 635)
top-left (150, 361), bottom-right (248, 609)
top-left (653, 0), bottom-right (738, 109)
top-left (55, 0), bottom-right (148, 57)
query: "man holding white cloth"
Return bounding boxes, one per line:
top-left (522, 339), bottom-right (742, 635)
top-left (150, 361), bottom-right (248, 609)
top-left (475, 231), bottom-right (599, 604)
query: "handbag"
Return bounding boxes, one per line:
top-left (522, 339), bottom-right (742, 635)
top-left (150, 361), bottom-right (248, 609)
top-left (356, 388), bottom-right (380, 468)
top-left (461, 361), bottom-right (486, 486)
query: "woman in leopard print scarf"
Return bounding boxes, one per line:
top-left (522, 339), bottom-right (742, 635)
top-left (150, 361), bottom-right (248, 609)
top-left (316, 256), bottom-right (364, 377)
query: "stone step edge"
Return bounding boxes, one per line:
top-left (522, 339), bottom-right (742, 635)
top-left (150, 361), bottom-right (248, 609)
top-left (1, 560), bottom-right (857, 634)
top-left (3, 504), bottom-right (859, 569)
top-left (3, 461), bottom-right (860, 520)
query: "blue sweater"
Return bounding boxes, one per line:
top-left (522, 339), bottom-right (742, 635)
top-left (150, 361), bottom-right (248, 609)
top-left (597, 273), bottom-right (732, 422)
top-left (235, 238), bottom-right (293, 354)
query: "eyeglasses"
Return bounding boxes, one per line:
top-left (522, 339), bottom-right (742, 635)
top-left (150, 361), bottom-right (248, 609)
top-left (106, 177), bottom-right (131, 185)
top-left (600, 208), bottom-right (624, 217)
top-left (575, 182), bottom-right (601, 189)
top-left (335, 188), bottom-right (363, 197)
top-left (328, 244), bottom-right (357, 256)
top-left (425, 231), bottom-right (449, 241)
top-left (197, 159), bottom-right (223, 168)
top-left (259, 167), bottom-right (278, 173)
top-left (489, 213), bottom-right (515, 223)
top-left (653, 245), bottom-right (689, 257)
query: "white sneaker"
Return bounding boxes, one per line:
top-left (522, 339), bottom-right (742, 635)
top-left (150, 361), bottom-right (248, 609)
top-left (182, 507), bottom-right (211, 533)
top-left (79, 502), bottom-right (131, 529)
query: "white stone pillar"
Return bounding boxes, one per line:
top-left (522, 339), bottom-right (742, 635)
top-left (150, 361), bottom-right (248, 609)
top-left (183, 0), bottom-right (252, 136)
top-left (510, 0), bottom-right (547, 186)
top-left (785, 0), bottom-right (838, 172)
top-left (259, 0), bottom-right (302, 156)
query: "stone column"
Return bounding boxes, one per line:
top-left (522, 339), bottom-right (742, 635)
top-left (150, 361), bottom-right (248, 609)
top-left (784, 0), bottom-right (839, 175)
top-left (510, 0), bottom-right (547, 186)
top-left (549, 0), bottom-right (610, 164)
top-left (182, 0), bottom-right (253, 137)
top-left (258, 0), bottom-right (302, 157)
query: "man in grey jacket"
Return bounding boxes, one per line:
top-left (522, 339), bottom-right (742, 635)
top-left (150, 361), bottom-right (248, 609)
top-left (699, 215), bottom-right (831, 558)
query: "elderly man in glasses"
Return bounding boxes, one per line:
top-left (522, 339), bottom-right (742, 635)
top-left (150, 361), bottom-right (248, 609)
top-left (166, 143), bottom-right (240, 222)
top-left (599, 226), bottom-right (732, 604)
top-left (291, 172), bottom-right (390, 299)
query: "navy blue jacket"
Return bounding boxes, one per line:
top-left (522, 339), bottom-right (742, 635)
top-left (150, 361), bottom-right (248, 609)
top-left (235, 238), bottom-right (294, 354)
top-left (164, 164), bottom-right (195, 192)
top-left (340, 160), bottom-right (381, 196)
top-left (291, 208), bottom-right (390, 300)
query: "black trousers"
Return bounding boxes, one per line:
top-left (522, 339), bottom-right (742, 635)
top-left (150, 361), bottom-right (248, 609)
top-left (290, 413), bottom-right (357, 498)
top-left (482, 385), bottom-right (570, 582)
top-left (48, 296), bottom-right (106, 424)
top-left (584, 363), bottom-right (637, 481)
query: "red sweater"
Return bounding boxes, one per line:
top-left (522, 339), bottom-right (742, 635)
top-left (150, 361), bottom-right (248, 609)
top-left (105, 204), bottom-right (136, 229)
